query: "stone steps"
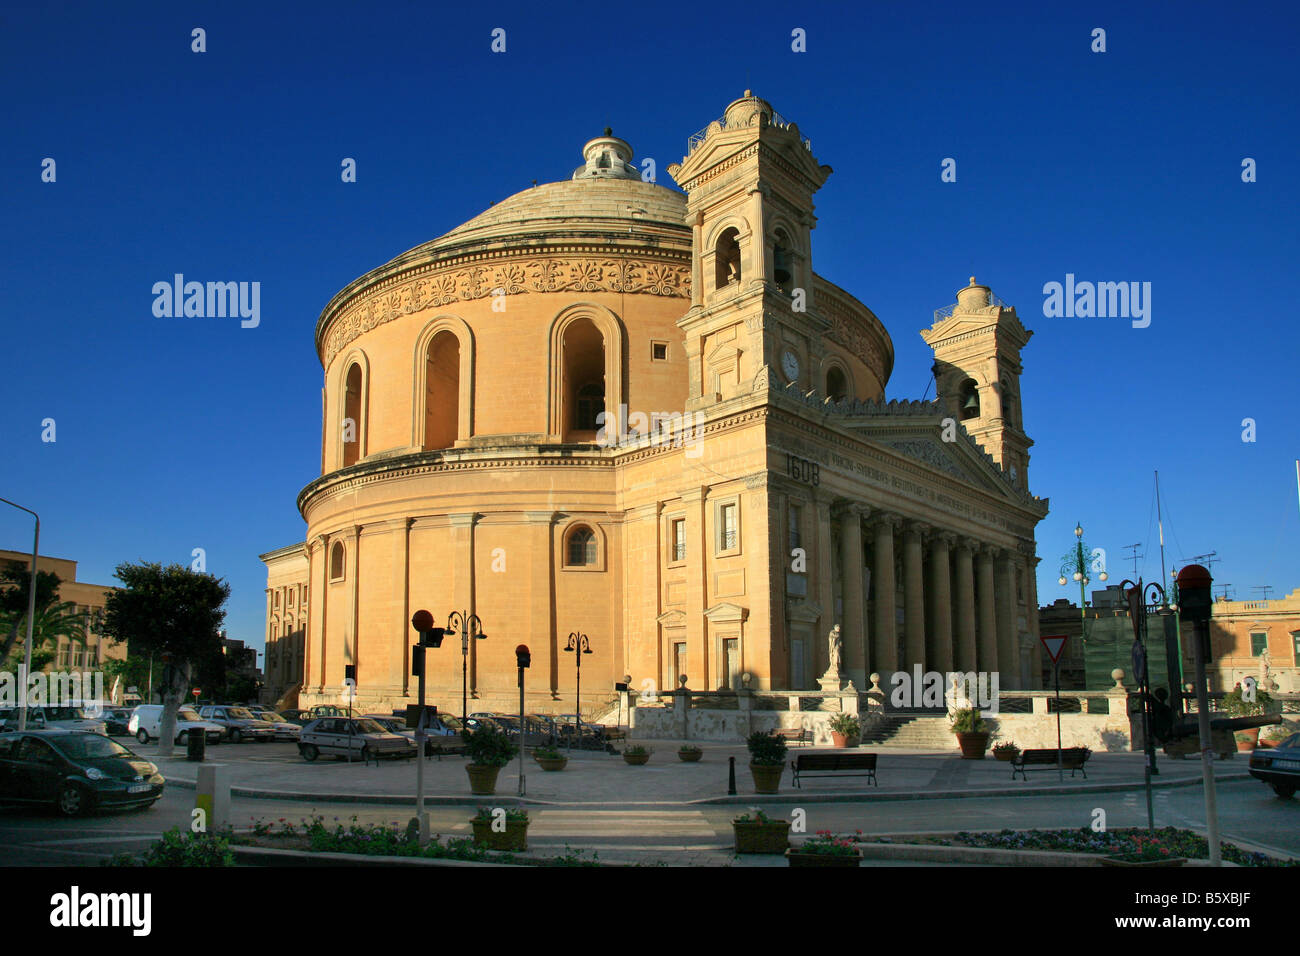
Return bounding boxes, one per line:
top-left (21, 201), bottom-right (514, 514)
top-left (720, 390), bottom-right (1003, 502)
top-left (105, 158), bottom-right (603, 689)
top-left (860, 714), bottom-right (954, 749)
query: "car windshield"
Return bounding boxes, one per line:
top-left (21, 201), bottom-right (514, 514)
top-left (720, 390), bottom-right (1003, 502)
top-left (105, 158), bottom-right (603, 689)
top-left (227, 708), bottom-right (255, 719)
top-left (354, 719), bottom-right (388, 734)
top-left (54, 734), bottom-right (133, 760)
top-left (260, 713), bottom-right (286, 723)
top-left (178, 709), bottom-right (202, 721)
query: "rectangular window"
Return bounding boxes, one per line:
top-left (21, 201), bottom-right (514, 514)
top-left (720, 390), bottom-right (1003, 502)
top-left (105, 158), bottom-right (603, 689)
top-left (1250, 632), bottom-right (1267, 656)
top-left (57, 645), bottom-right (68, 668)
top-left (651, 341), bottom-right (668, 361)
top-left (672, 642), bottom-right (686, 689)
top-left (288, 590), bottom-right (294, 607)
top-left (719, 503), bottom-right (737, 552)
top-left (1293, 631), bottom-right (1300, 664)
top-left (671, 518), bottom-right (686, 562)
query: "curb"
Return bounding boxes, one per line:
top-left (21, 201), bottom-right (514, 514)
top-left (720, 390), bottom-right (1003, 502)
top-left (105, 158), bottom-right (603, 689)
top-left (163, 770), bottom-right (1252, 807)
top-left (229, 845), bottom-right (518, 868)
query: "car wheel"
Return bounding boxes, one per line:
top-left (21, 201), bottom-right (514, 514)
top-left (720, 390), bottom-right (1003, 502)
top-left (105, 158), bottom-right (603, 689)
top-left (136, 729), bottom-right (150, 745)
top-left (177, 731), bottom-right (189, 745)
top-left (300, 744), bottom-right (319, 762)
top-left (230, 729), bottom-right (242, 744)
top-left (56, 784), bottom-right (90, 817)
top-left (1272, 783), bottom-right (1296, 799)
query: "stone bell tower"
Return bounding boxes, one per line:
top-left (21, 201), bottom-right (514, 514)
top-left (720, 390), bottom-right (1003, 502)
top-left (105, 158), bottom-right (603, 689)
top-left (667, 92), bottom-right (832, 410)
top-left (922, 277), bottom-right (1035, 490)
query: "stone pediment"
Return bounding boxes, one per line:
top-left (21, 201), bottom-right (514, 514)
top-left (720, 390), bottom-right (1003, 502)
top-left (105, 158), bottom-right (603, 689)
top-left (853, 425), bottom-right (1024, 501)
top-left (657, 609), bottom-right (687, 628)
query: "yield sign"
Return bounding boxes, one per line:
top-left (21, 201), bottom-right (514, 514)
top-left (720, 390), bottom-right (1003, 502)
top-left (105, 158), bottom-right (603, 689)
top-left (1040, 634), bottom-right (1068, 665)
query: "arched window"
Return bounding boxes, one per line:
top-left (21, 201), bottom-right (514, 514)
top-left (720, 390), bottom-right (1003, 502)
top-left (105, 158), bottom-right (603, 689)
top-left (715, 227), bottom-right (741, 289)
top-left (329, 541), bottom-right (345, 581)
top-left (959, 379), bottom-right (980, 420)
top-left (826, 366), bottom-right (848, 402)
top-left (561, 317), bottom-right (606, 440)
top-left (772, 229), bottom-right (793, 293)
top-left (1000, 379), bottom-right (1018, 426)
top-left (566, 526), bottom-right (597, 567)
top-left (424, 330), bottom-right (460, 450)
top-left (343, 362), bottom-right (363, 466)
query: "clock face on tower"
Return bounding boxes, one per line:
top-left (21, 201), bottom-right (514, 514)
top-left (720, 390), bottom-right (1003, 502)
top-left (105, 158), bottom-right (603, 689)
top-left (781, 349), bottom-right (800, 382)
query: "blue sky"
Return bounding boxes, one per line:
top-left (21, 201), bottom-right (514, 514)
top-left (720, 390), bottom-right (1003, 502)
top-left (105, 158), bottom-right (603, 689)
top-left (2, 1), bottom-right (1298, 660)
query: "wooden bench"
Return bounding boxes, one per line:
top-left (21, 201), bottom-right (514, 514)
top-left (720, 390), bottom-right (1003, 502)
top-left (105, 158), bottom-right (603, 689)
top-left (791, 752), bottom-right (878, 788)
top-left (772, 727), bottom-right (812, 746)
top-left (1011, 747), bottom-right (1091, 780)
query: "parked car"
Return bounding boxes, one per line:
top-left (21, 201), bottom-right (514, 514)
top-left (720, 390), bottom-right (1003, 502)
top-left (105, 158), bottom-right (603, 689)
top-left (308, 705), bottom-right (349, 719)
top-left (100, 708), bottom-right (134, 736)
top-left (297, 717), bottom-right (416, 762)
top-left (196, 705), bottom-right (277, 743)
top-left (1, 706), bottom-right (107, 736)
top-left (1249, 733), bottom-right (1300, 798)
top-left (256, 712), bottom-right (302, 742)
top-left (128, 706), bottom-right (225, 745)
top-left (0, 730), bottom-right (165, 816)
top-left (279, 709), bottom-right (313, 725)
top-left (364, 714), bottom-right (459, 755)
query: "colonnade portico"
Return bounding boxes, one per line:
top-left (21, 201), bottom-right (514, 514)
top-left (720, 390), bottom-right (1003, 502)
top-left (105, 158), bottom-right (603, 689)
top-left (791, 498), bottom-right (1038, 692)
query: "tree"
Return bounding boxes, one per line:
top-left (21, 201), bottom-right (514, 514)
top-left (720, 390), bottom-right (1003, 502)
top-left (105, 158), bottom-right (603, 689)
top-left (101, 562), bottom-right (230, 757)
top-left (0, 562), bottom-right (87, 670)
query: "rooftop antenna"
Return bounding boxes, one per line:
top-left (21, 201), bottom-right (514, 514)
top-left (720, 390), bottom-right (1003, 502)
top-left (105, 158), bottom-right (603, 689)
top-left (1122, 542), bottom-right (1143, 579)
top-left (1251, 585), bottom-right (1273, 601)
top-left (1214, 584), bottom-right (1233, 602)
top-left (1183, 552), bottom-right (1219, 575)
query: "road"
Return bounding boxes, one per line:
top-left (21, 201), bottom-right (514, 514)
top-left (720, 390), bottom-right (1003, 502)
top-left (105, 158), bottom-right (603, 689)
top-left (1, 777), bottom-right (1294, 866)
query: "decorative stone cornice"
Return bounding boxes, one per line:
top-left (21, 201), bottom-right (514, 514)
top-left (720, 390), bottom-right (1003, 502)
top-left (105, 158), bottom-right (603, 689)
top-left (320, 255), bottom-right (691, 367)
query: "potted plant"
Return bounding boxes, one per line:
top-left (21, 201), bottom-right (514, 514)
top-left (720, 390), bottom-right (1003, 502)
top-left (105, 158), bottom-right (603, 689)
top-left (623, 745), bottom-right (652, 765)
top-left (732, 808), bottom-right (790, 854)
top-left (950, 707), bottom-right (990, 759)
top-left (678, 744), bottom-right (703, 762)
top-left (1222, 683), bottom-right (1276, 751)
top-left (533, 745), bottom-right (567, 771)
top-left (828, 713), bottom-right (861, 749)
top-left (992, 741), bottom-right (1020, 762)
top-left (463, 724), bottom-right (519, 794)
top-left (784, 830), bottom-right (863, 867)
top-left (747, 730), bottom-right (787, 793)
top-left (469, 806), bottom-right (529, 851)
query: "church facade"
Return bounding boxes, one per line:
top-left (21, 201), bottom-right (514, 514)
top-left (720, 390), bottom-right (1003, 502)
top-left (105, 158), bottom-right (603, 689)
top-left (262, 92), bottom-right (1050, 715)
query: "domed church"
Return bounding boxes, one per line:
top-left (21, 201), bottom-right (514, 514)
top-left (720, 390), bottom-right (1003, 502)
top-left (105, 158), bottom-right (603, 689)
top-left (261, 91), bottom-right (1050, 716)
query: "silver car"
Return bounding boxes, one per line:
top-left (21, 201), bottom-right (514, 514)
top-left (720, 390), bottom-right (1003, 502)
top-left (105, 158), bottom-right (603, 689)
top-left (298, 717), bottom-right (416, 762)
top-left (196, 705), bottom-right (276, 743)
top-left (256, 712), bottom-right (302, 742)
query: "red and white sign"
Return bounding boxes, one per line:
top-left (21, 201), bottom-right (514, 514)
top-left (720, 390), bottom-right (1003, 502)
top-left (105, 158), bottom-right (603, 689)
top-left (1040, 634), bottom-right (1068, 665)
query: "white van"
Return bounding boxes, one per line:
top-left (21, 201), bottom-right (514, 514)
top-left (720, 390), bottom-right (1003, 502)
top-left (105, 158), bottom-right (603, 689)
top-left (128, 705), bottom-right (224, 745)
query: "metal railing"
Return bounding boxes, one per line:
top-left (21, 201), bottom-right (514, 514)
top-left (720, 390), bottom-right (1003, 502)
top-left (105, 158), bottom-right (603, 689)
top-left (686, 109), bottom-right (813, 156)
top-left (933, 293), bottom-right (1007, 324)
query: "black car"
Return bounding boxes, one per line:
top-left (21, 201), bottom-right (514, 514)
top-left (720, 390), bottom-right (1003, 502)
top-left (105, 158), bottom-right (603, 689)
top-left (100, 708), bottom-right (134, 736)
top-left (0, 730), bottom-right (165, 816)
top-left (1249, 733), bottom-right (1300, 798)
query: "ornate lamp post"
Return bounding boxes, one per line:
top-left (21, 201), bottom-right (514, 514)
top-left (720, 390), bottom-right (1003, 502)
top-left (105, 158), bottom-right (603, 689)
top-left (564, 632), bottom-right (592, 747)
top-left (445, 610), bottom-right (486, 724)
top-left (1119, 578), bottom-right (1177, 827)
top-left (1057, 522), bottom-right (1107, 684)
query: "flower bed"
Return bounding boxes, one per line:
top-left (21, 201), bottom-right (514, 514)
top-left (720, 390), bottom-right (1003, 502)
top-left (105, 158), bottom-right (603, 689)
top-left (883, 827), bottom-right (1297, 867)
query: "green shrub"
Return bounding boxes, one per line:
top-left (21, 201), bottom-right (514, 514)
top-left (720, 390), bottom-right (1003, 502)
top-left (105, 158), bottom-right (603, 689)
top-left (950, 708), bottom-right (987, 735)
top-left (747, 730), bottom-right (788, 766)
top-left (828, 713), bottom-right (861, 736)
top-left (463, 723), bottom-right (518, 767)
top-left (139, 828), bottom-right (236, 867)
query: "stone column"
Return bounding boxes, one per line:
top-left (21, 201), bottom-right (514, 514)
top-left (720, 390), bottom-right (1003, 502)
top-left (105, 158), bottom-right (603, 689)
top-left (954, 538), bottom-right (978, 673)
top-left (927, 531), bottom-right (954, 673)
top-left (1025, 552), bottom-right (1043, 689)
top-left (995, 549), bottom-right (1018, 689)
top-left (902, 521), bottom-right (927, 670)
top-left (814, 495), bottom-right (835, 676)
top-left (837, 503), bottom-right (867, 688)
top-left (975, 545), bottom-right (998, 675)
top-left (870, 514), bottom-right (899, 675)
top-left (525, 512), bottom-right (557, 699)
top-left (682, 487), bottom-right (709, 690)
top-left (449, 513), bottom-right (478, 696)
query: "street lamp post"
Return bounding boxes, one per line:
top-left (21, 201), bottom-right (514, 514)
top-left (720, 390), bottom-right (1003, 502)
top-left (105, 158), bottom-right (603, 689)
top-left (0, 498), bottom-right (39, 733)
top-left (1058, 522), bottom-right (1109, 641)
top-left (445, 610), bottom-right (486, 724)
top-left (564, 633), bottom-right (592, 749)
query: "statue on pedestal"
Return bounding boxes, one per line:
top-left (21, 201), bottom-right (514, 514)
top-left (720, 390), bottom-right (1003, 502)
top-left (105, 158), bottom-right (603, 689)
top-left (827, 624), bottom-right (842, 677)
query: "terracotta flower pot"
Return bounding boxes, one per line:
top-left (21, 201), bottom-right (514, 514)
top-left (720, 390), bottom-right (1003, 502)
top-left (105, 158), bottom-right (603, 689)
top-left (784, 847), bottom-right (863, 867)
top-left (470, 818), bottom-right (528, 851)
top-left (1235, 727), bottom-right (1260, 752)
top-left (734, 821), bottom-right (790, 854)
top-left (831, 732), bottom-right (851, 748)
top-left (678, 749), bottom-right (703, 762)
top-left (535, 755), bottom-right (567, 771)
top-left (465, 764), bottom-right (502, 794)
top-left (623, 751), bottom-right (651, 765)
top-left (993, 749), bottom-right (1019, 762)
top-left (750, 762), bottom-right (783, 794)
top-left (956, 731), bottom-right (990, 759)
